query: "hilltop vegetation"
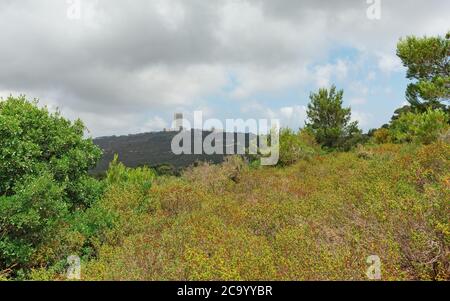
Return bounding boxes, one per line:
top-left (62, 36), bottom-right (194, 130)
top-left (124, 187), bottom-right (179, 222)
top-left (92, 130), bottom-right (256, 176)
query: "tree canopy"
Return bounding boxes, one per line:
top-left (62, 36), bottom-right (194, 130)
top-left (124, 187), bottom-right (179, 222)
top-left (305, 86), bottom-right (362, 150)
top-left (397, 31), bottom-right (450, 112)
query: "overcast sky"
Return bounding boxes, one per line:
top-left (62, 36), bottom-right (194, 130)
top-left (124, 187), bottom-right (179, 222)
top-left (0, 0), bottom-right (449, 137)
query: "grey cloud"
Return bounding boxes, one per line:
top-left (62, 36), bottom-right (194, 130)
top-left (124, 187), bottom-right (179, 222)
top-left (0, 0), bottom-right (449, 136)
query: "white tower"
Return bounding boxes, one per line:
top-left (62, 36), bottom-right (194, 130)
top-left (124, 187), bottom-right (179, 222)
top-left (174, 113), bottom-right (183, 131)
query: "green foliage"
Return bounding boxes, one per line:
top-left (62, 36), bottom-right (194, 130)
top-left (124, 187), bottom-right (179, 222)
top-left (277, 128), bottom-right (320, 166)
top-left (78, 142), bottom-right (449, 281)
top-left (306, 86), bottom-right (363, 150)
top-left (106, 155), bottom-right (155, 191)
top-left (105, 155), bottom-right (158, 214)
top-left (153, 164), bottom-right (179, 177)
top-left (389, 109), bottom-right (449, 144)
top-left (0, 173), bottom-right (67, 273)
top-left (397, 32), bottom-right (450, 111)
top-left (0, 96), bottom-right (103, 276)
top-left (0, 96), bottom-right (102, 206)
top-left (390, 105), bottom-right (415, 122)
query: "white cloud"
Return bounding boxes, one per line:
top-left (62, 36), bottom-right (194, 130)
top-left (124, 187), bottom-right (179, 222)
top-left (335, 60), bottom-right (349, 79)
top-left (349, 81), bottom-right (369, 96)
top-left (142, 116), bottom-right (168, 132)
top-left (314, 60), bottom-right (349, 88)
top-left (314, 65), bottom-right (333, 88)
top-left (350, 98), bottom-right (367, 105)
top-left (230, 64), bottom-right (309, 99)
top-left (377, 53), bottom-right (403, 73)
top-left (279, 105), bottom-right (308, 128)
top-left (352, 111), bottom-right (372, 128)
top-left (280, 106), bottom-right (294, 118)
top-left (241, 103), bottom-right (307, 129)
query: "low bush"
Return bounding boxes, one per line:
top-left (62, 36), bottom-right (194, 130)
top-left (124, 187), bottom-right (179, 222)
top-left (277, 129), bottom-right (321, 166)
top-left (183, 156), bottom-right (247, 193)
top-left (152, 179), bottom-right (205, 216)
top-left (373, 128), bottom-right (391, 144)
top-left (389, 109), bottom-right (449, 144)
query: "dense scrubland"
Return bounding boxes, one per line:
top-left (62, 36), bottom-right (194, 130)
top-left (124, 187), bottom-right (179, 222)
top-left (39, 142), bottom-right (450, 280)
top-left (0, 32), bottom-right (449, 281)
top-left (2, 102), bottom-right (448, 280)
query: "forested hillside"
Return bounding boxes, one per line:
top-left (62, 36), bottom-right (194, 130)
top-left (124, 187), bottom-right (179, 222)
top-left (92, 131), bottom-right (255, 175)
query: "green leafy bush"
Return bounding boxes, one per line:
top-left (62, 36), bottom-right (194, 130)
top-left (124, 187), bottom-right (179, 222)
top-left (105, 156), bottom-right (158, 215)
top-left (106, 155), bottom-right (155, 193)
top-left (0, 173), bottom-right (67, 273)
top-left (0, 96), bottom-right (103, 276)
top-left (278, 129), bottom-right (321, 166)
top-left (153, 164), bottom-right (179, 177)
top-left (389, 109), bottom-right (449, 144)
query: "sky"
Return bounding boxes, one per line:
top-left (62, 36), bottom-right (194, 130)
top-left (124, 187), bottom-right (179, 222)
top-left (0, 0), bottom-right (449, 137)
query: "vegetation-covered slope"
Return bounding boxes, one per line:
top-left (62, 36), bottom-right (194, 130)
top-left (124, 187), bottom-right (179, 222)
top-left (92, 131), bottom-right (256, 175)
top-left (52, 142), bottom-right (448, 281)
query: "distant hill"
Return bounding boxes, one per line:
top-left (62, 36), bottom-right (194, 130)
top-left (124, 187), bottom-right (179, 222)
top-left (91, 129), bottom-right (256, 174)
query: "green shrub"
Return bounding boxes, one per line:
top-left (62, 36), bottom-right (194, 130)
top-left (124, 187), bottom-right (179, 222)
top-left (153, 164), bottom-right (179, 177)
top-left (355, 144), bottom-right (374, 160)
top-left (0, 96), bottom-right (102, 206)
top-left (0, 172), bottom-right (67, 274)
top-left (106, 155), bottom-right (155, 194)
top-left (68, 202), bottom-right (116, 258)
top-left (277, 129), bottom-right (320, 166)
top-left (152, 179), bottom-right (204, 216)
top-left (0, 96), bottom-right (103, 276)
top-left (105, 156), bottom-right (158, 215)
top-left (389, 109), bottom-right (449, 144)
